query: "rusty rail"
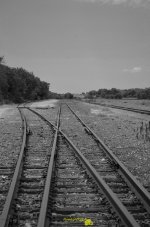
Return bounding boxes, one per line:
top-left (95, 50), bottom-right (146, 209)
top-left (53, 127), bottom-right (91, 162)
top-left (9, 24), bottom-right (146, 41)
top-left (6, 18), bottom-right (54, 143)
top-left (0, 107), bottom-right (27, 227)
top-left (37, 107), bottom-right (61, 227)
top-left (26, 107), bottom-right (140, 227)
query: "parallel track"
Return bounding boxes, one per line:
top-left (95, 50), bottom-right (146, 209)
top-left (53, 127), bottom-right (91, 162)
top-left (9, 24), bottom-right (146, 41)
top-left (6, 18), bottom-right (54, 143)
top-left (84, 101), bottom-right (150, 115)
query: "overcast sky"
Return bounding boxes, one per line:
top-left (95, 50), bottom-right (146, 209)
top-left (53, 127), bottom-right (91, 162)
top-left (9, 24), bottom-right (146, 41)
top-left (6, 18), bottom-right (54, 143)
top-left (0, 0), bottom-right (150, 93)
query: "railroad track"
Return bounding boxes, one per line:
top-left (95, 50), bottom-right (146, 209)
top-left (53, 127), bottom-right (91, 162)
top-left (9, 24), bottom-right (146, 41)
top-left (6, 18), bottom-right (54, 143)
top-left (0, 104), bottom-right (150, 226)
top-left (0, 109), bottom-right (22, 216)
top-left (24, 107), bottom-right (140, 227)
top-left (0, 107), bottom-right (55, 227)
top-left (84, 101), bottom-right (150, 115)
top-left (59, 103), bottom-right (150, 226)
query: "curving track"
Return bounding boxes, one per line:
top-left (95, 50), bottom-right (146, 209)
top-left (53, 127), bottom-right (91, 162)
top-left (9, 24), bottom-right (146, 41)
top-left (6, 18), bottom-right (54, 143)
top-left (0, 103), bottom-right (150, 226)
top-left (0, 108), bottom-right (22, 217)
top-left (0, 107), bottom-right (55, 227)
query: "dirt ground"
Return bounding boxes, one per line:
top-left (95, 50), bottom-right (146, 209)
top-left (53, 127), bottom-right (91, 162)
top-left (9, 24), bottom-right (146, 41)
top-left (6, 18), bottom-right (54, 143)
top-left (30, 99), bottom-right (58, 108)
top-left (0, 104), bottom-right (17, 117)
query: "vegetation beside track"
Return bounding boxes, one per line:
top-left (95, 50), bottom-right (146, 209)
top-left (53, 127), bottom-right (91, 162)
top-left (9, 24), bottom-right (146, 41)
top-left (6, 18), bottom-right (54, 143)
top-left (0, 57), bottom-right (50, 104)
top-left (85, 87), bottom-right (150, 99)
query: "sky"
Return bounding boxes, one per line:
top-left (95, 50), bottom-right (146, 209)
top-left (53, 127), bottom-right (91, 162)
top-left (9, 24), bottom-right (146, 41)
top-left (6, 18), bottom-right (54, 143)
top-left (0, 0), bottom-right (150, 93)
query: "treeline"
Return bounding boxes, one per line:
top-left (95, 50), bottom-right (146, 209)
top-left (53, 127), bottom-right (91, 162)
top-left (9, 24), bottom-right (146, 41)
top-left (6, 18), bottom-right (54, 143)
top-left (0, 57), bottom-right (50, 103)
top-left (85, 88), bottom-right (150, 99)
top-left (50, 92), bottom-right (74, 99)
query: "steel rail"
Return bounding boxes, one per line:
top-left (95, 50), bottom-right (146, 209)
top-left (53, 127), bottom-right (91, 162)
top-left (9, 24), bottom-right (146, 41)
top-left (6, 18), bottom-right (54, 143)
top-left (25, 107), bottom-right (140, 227)
top-left (37, 107), bottom-right (61, 227)
top-left (0, 107), bottom-right (27, 227)
top-left (86, 101), bottom-right (150, 115)
top-left (26, 107), bottom-right (57, 130)
top-left (60, 130), bottom-right (140, 227)
top-left (66, 103), bottom-right (150, 213)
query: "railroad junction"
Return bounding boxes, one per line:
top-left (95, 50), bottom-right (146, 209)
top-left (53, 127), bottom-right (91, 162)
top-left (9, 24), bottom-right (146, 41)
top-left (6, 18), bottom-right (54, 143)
top-left (0, 100), bottom-right (150, 227)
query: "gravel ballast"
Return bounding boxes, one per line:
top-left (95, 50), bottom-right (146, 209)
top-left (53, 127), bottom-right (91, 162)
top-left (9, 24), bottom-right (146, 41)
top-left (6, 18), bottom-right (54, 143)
top-left (0, 106), bottom-right (22, 213)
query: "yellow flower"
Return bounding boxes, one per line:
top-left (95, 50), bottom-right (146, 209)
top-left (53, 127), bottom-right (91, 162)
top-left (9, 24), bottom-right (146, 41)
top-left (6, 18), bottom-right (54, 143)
top-left (84, 219), bottom-right (93, 226)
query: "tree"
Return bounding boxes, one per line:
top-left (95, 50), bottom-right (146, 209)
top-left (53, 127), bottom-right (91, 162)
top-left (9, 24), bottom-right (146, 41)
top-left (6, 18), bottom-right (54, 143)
top-left (0, 59), bottom-right (50, 103)
top-left (0, 56), bottom-right (5, 64)
top-left (64, 93), bottom-right (74, 99)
